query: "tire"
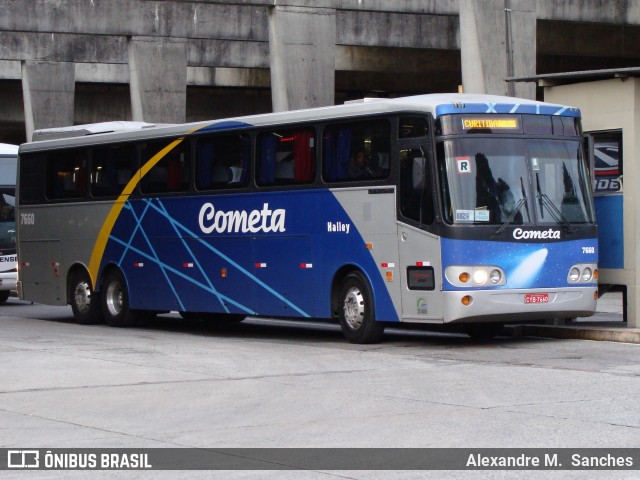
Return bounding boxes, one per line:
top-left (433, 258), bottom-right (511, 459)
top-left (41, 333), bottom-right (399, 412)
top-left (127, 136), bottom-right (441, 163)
top-left (101, 269), bottom-right (139, 327)
top-left (0, 290), bottom-right (10, 304)
top-left (70, 271), bottom-right (103, 324)
top-left (337, 271), bottom-right (385, 344)
top-left (463, 323), bottom-right (503, 340)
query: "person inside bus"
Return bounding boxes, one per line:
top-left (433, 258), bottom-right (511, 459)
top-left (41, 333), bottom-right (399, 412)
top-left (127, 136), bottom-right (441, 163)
top-left (474, 153), bottom-right (501, 221)
top-left (348, 149), bottom-right (376, 179)
top-left (496, 177), bottom-right (523, 224)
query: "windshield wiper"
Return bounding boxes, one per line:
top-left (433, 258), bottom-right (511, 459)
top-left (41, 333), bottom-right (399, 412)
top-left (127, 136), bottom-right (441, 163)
top-left (492, 197), bottom-right (526, 237)
top-left (492, 176), bottom-right (528, 237)
top-left (535, 173), bottom-right (575, 233)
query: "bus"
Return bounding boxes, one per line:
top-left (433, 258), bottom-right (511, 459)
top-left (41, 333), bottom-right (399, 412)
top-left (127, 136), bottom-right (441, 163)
top-left (16, 94), bottom-right (598, 343)
top-left (0, 143), bottom-right (17, 303)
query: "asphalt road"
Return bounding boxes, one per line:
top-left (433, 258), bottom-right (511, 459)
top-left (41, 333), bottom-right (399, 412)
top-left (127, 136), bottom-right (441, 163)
top-left (0, 297), bottom-right (639, 479)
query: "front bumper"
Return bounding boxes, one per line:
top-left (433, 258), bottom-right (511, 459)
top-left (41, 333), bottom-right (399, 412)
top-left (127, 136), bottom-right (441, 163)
top-left (443, 287), bottom-right (598, 323)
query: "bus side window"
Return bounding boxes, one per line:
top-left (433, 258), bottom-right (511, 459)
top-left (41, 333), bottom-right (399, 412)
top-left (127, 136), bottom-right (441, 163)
top-left (195, 134), bottom-right (250, 190)
top-left (141, 140), bottom-right (190, 194)
top-left (257, 129), bottom-right (315, 186)
top-left (91, 144), bottom-right (136, 198)
top-left (322, 119), bottom-right (390, 182)
top-left (19, 153), bottom-right (45, 204)
top-left (46, 149), bottom-right (89, 200)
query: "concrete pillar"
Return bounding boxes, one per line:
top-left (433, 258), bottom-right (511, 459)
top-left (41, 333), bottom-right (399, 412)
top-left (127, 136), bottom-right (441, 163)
top-left (21, 61), bottom-right (75, 141)
top-left (128, 37), bottom-right (187, 124)
top-left (268, 6), bottom-right (336, 112)
top-left (459, 0), bottom-right (536, 99)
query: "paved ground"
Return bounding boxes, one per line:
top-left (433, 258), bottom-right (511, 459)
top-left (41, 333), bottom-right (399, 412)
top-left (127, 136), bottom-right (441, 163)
top-left (0, 297), bottom-right (638, 479)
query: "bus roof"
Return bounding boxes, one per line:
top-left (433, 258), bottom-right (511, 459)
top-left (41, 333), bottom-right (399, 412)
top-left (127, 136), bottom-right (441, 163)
top-left (0, 143), bottom-right (18, 156)
top-left (20, 93), bottom-right (580, 152)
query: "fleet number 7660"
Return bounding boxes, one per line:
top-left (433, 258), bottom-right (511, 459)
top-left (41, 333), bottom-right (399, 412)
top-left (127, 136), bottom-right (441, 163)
top-left (20, 213), bottom-right (35, 225)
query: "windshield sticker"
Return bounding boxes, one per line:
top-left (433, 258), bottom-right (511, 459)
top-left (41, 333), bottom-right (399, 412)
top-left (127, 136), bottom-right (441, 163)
top-left (455, 210), bottom-right (474, 222)
top-left (456, 156), bottom-right (472, 174)
top-left (474, 209), bottom-right (490, 222)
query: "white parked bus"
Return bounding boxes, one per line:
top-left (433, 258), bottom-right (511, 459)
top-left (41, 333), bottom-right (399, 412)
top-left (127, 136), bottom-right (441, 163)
top-left (17, 94), bottom-right (597, 342)
top-left (0, 143), bottom-right (17, 303)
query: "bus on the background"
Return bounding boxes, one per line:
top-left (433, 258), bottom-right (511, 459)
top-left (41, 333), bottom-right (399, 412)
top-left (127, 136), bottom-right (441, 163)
top-left (16, 94), bottom-right (598, 343)
top-left (0, 143), bottom-right (17, 303)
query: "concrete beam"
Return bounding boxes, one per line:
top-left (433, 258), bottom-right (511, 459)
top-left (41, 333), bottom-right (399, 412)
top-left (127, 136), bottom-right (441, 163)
top-left (336, 10), bottom-right (458, 49)
top-left (21, 61), bottom-right (75, 141)
top-left (128, 36), bottom-right (187, 123)
top-left (269, 6), bottom-right (335, 112)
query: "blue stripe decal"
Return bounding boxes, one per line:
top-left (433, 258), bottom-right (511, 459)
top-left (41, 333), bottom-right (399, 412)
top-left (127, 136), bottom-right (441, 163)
top-left (196, 120), bottom-right (253, 133)
top-left (108, 235), bottom-right (256, 314)
top-left (154, 199), bottom-right (230, 313)
top-left (121, 200), bottom-right (186, 312)
top-left (108, 198), bottom-right (310, 318)
top-left (435, 103), bottom-right (580, 118)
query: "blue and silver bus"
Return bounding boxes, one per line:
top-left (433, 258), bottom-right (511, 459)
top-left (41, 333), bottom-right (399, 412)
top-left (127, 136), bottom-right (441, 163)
top-left (16, 94), bottom-right (598, 343)
top-left (0, 143), bottom-right (17, 303)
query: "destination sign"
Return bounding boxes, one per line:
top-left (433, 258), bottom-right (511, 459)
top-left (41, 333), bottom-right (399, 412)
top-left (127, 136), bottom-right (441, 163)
top-left (462, 118), bottom-right (519, 130)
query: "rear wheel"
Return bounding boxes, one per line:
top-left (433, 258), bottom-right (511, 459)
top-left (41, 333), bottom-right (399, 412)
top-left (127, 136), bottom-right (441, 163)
top-left (70, 270), bottom-right (103, 324)
top-left (101, 269), bottom-right (139, 327)
top-left (338, 271), bottom-right (385, 344)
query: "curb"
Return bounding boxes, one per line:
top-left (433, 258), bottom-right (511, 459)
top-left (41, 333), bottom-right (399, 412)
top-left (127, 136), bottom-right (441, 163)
top-left (508, 324), bottom-right (640, 344)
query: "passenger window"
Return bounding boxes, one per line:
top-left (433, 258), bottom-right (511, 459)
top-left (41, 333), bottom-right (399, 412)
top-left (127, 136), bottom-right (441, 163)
top-left (19, 153), bottom-right (45, 204)
top-left (322, 119), bottom-right (390, 182)
top-left (91, 144), bottom-right (137, 198)
top-left (257, 128), bottom-right (315, 186)
top-left (399, 116), bottom-right (429, 138)
top-left (141, 140), bottom-right (190, 194)
top-left (46, 149), bottom-right (89, 200)
top-left (195, 134), bottom-right (250, 190)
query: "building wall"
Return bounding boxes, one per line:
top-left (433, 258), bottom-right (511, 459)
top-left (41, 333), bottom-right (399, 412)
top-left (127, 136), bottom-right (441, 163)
top-left (545, 78), bottom-right (640, 327)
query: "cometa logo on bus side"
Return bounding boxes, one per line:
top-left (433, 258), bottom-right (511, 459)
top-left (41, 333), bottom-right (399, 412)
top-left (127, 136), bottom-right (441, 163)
top-left (198, 202), bottom-right (286, 234)
top-left (512, 228), bottom-right (561, 240)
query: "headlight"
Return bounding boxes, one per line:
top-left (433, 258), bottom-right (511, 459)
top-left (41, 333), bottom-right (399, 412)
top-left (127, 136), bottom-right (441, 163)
top-left (567, 264), bottom-right (598, 284)
top-left (446, 266), bottom-right (506, 287)
top-left (569, 267), bottom-right (580, 282)
top-left (473, 270), bottom-right (488, 285)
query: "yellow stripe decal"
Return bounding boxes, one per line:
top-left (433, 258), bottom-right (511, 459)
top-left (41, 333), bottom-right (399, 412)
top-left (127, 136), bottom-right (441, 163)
top-left (87, 137), bottom-right (185, 287)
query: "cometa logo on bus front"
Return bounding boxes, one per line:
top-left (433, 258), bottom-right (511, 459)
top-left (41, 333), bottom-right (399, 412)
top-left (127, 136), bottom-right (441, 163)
top-left (198, 202), bottom-right (286, 234)
top-left (512, 228), bottom-right (561, 240)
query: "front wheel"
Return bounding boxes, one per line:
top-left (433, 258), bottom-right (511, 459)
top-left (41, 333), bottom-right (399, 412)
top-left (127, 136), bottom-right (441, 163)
top-left (101, 269), bottom-right (139, 327)
top-left (338, 272), bottom-right (385, 344)
top-left (70, 271), bottom-right (103, 324)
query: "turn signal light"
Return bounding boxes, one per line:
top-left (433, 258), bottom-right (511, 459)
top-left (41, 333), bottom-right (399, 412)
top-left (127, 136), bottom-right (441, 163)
top-left (459, 272), bottom-right (470, 283)
top-left (461, 295), bottom-right (473, 306)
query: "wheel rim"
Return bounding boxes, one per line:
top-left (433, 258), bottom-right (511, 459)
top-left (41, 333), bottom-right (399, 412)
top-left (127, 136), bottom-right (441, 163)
top-left (105, 280), bottom-right (123, 317)
top-left (73, 281), bottom-right (92, 314)
top-left (343, 286), bottom-right (365, 330)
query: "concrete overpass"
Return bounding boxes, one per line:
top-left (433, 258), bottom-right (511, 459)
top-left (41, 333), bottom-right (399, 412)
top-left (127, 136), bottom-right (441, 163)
top-left (1, 0), bottom-right (639, 143)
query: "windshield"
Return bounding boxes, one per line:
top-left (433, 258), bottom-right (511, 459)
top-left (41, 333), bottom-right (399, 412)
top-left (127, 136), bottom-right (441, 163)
top-left (438, 138), bottom-right (594, 226)
top-left (0, 188), bottom-right (15, 250)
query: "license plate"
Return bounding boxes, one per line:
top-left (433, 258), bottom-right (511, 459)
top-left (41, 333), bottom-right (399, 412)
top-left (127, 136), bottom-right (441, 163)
top-left (525, 293), bottom-right (549, 304)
